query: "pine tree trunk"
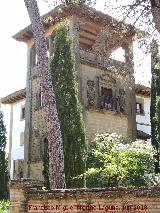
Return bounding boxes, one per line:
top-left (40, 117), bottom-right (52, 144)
top-left (151, 0), bottom-right (160, 32)
top-left (24, 0), bottom-right (65, 189)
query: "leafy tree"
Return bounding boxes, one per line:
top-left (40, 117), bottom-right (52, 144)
top-left (0, 110), bottom-right (8, 199)
top-left (79, 133), bottom-right (155, 187)
top-left (50, 24), bottom-right (86, 188)
top-left (24, 0), bottom-right (65, 189)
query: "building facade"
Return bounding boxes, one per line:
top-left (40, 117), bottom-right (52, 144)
top-left (2, 85), bottom-right (151, 179)
top-left (2, 4), bottom-right (138, 180)
top-left (135, 84), bottom-right (151, 141)
top-left (1, 89), bottom-right (26, 179)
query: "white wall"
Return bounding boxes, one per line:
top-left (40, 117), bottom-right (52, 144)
top-left (136, 96), bottom-right (151, 136)
top-left (10, 99), bottom-right (25, 179)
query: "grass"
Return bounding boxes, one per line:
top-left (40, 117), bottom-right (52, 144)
top-left (0, 200), bottom-right (9, 213)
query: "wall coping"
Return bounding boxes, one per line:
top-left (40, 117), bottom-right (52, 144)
top-left (9, 179), bottom-right (160, 198)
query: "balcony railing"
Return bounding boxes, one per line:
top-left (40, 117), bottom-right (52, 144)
top-left (97, 95), bottom-right (125, 113)
top-left (79, 49), bottom-right (127, 74)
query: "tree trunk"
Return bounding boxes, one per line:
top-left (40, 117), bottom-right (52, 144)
top-left (151, 0), bottom-right (160, 33)
top-left (24, 0), bottom-right (65, 189)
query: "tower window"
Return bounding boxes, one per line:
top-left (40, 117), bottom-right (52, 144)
top-left (36, 91), bottom-right (43, 109)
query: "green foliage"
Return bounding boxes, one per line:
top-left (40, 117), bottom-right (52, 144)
top-left (0, 200), bottom-right (9, 213)
top-left (50, 23), bottom-right (86, 188)
top-left (0, 110), bottom-right (8, 199)
top-left (0, 111), bottom-right (6, 152)
top-left (80, 133), bottom-right (155, 187)
top-left (151, 43), bottom-right (160, 173)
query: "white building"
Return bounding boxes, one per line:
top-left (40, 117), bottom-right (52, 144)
top-left (1, 88), bottom-right (26, 179)
top-left (135, 84), bottom-right (151, 141)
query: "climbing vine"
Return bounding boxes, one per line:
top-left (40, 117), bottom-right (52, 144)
top-left (49, 23), bottom-right (86, 188)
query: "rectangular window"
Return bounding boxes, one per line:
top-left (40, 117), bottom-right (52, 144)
top-left (136, 103), bottom-right (143, 114)
top-left (35, 91), bottom-right (43, 109)
top-left (20, 106), bottom-right (25, 120)
top-left (20, 132), bottom-right (24, 146)
top-left (101, 87), bottom-right (113, 109)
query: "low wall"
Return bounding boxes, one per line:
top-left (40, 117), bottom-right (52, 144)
top-left (10, 179), bottom-right (160, 213)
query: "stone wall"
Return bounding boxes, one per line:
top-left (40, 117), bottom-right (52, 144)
top-left (28, 74), bottom-right (47, 180)
top-left (9, 179), bottom-right (160, 213)
top-left (25, 45), bottom-right (136, 180)
top-left (80, 63), bottom-right (134, 139)
top-left (85, 109), bottom-right (128, 140)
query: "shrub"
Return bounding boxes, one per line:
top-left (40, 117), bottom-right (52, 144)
top-left (0, 200), bottom-right (9, 213)
top-left (82, 133), bottom-right (155, 187)
top-left (50, 23), bottom-right (86, 188)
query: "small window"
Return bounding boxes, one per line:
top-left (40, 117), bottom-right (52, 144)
top-left (101, 87), bottom-right (113, 109)
top-left (20, 106), bottom-right (25, 120)
top-left (35, 54), bottom-right (38, 65)
top-left (136, 103), bottom-right (143, 114)
top-left (39, 92), bottom-right (43, 107)
top-left (20, 132), bottom-right (24, 146)
top-left (36, 91), bottom-right (43, 109)
top-left (44, 138), bottom-right (48, 156)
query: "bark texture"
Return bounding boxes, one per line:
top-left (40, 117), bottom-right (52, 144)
top-left (151, 0), bottom-right (160, 32)
top-left (24, 0), bottom-right (65, 189)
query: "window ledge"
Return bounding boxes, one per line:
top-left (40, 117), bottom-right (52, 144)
top-left (136, 112), bottom-right (145, 116)
top-left (34, 106), bottom-right (44, 111)
top-left (85, 106), bottom-right (127, 117)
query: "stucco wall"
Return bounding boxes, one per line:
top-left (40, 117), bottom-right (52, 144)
top-left (10, 99), bottom-right (25, 179)
top-left (136, 96), bottom-right (151, 136)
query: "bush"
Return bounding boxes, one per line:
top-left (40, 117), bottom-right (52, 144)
top-left (0, 200), bottom-right (9, 213)
top-left (81, 133), bottom-right (156, 188)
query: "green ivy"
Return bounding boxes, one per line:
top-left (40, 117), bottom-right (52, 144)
top-left (49, 23), bottom-right (86, 188)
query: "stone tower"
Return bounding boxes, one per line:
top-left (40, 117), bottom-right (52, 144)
top-left (13, 4), bottom-right (137, 180)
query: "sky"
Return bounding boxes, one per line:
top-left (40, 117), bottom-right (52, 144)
top-left (0, 0), bottom-right (152, 147)
top-left (0, 0), bottom-right (151, 97)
